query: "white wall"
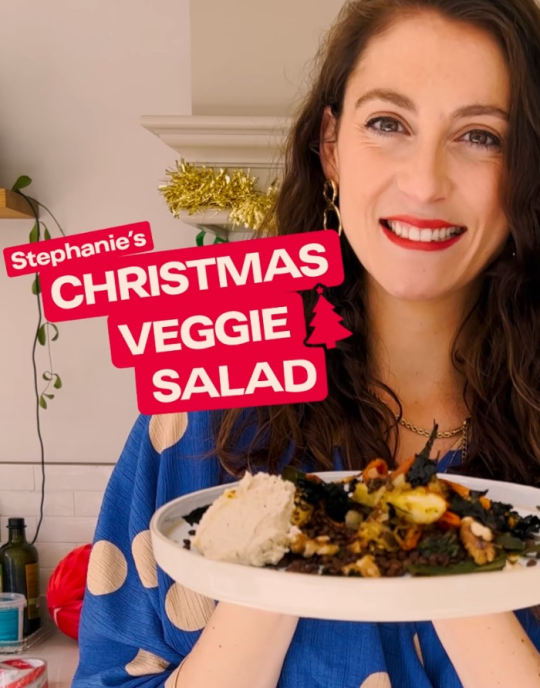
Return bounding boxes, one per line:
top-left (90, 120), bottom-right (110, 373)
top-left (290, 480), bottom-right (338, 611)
top-left (0, 0), bottom-right (348, 467)
top-left (191, 0), bottom-right (346, 116)
top-left (0, 0), bottom-right (193, 464)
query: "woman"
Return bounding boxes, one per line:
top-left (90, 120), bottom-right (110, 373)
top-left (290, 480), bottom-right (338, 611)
top-left (74, 0), bottom-right (540, 686)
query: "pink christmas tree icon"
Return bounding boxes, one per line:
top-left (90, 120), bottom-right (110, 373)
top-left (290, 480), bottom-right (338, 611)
top-left (306, 286), bottom-right (353, 349)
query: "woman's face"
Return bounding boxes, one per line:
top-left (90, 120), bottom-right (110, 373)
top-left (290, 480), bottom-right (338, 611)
top-left (321, 12), bottom-right (511, 302)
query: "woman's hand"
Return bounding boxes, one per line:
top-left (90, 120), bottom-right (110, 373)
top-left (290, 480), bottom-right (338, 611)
top-left (433, 612), bottom-right (540, 688)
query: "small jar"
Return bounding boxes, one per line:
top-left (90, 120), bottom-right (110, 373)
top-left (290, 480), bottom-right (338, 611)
top-left (0, 592), bottom-right (26, 642)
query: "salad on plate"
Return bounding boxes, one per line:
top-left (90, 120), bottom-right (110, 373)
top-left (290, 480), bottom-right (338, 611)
top-left (184, 425), bottom-right (540, 578)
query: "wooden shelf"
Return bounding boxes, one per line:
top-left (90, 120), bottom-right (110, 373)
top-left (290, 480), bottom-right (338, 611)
top-left (0, 189), bottom-right (38, 219)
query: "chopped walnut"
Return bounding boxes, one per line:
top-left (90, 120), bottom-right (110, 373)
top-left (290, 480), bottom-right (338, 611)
top-left (459, 516), bottom-right (496, 565)
top-left (289, 532), bottom-right (339, 558)
top-left (343, 555), bottom-right (381, 578)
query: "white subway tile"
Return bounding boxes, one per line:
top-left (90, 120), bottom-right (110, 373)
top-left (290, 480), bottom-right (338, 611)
top-left (35, 517), bottom-right (97, 544)
top-left (35, 465), bottom-right (113, 492)
top-left (74, 492), bottom-right (104, 517)
top-left (39, 568), bottom-right (54, 596)
top-left (0, 491), bottom-right (74, 518)
top-left (0, 465), bottom-right (35, 490)
top-left (0, 517), bottom-right (38, 543)
top-left (39, 598), bottom-right (52, 625)
top-left (35, 542), bottom-right (87, 569)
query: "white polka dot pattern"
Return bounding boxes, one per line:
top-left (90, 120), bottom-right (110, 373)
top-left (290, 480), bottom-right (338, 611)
top-left (359, 672), bottom-right (392, 688)
top-left (413, 632), bottom-right (424, 666)
top-left (132, 530), bottom-right (158, 588)
top-left (125, 649), bottom-right (169, 676)
top-left (149, 413), bottom-right (189, 453)
top-left (87, 540), bottom-right (128, 595)
top-left (165, 582), bottom-right (215, 631)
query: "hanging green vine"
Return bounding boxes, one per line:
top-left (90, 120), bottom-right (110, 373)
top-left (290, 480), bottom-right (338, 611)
top-left (8, 174), bottom-right (68, 544)
top-left (11, 175), bottom-right (66, 409)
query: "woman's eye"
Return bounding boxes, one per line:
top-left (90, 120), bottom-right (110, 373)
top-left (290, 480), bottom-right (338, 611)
top-left (365, 117), bottom-right (503, 152)
top-left (461, 129), bottom-right (502, 151)
top-left (365, 116), bottom-right (404, 135)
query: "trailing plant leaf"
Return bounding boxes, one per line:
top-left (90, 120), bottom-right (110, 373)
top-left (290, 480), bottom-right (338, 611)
top-left (37, 324), bottom-right (46, 346)
top-left (49, 324), bottom-right (59, 341)
top-left (53, 375), bottom-right (62, 389)
top-left (32, 275), bottom-right (40, 295)
top-left (43, 372), bottom-right (53, 381)
top-left (39, 395), bottom-right (47, 410)
top-left (43, 394), bottom-right (54, 400)
top-left (29, 223), bottom-right (39, 243)
top-left (43, 225), bottom-right (51, 240)
top-left (12, 175), bottom-right (32, 192)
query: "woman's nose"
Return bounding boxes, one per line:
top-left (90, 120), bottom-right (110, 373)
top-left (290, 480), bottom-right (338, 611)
top-left (395, 141), bottom-right (452, 204)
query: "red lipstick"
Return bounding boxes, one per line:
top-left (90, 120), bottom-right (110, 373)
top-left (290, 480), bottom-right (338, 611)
top-left (384, 215), bottom-right (464, 230)
top-left (380, 220), bottom-right (466, 252)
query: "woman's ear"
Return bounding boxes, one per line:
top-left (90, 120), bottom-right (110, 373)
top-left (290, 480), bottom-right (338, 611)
top-left (320, 105), bottom-right (339, 184)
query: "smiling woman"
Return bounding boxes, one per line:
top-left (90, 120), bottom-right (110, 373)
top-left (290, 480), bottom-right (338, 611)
top-left (320, 11), bottom-right (511, 303)
top-left (75, 2), bottom-right (540, 688)
top-left (262, 0), bottom-right (540, 481)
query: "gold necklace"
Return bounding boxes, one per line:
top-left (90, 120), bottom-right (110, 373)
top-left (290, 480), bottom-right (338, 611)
top-left (404, 417), bottom-right (470, 462)
top-left (369, 390), bottom-right (470, 460)
top-left (398, 417), bottom-right (463, 440)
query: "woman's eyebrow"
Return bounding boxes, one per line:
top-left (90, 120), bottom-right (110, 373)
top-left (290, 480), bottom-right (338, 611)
top-left (354, 88), bottom-right (508, 121)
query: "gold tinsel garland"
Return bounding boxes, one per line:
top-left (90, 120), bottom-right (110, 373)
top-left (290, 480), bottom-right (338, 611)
top-left (159, 160), bottom-right (279, 231)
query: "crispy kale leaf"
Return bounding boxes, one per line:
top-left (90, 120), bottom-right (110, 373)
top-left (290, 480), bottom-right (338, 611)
top-left (417, 529), bottom-right (462, 558)
top-left (184, 505), bottom-right (210, 525)
top-left (282, 466), bottom-right (352, 522)
top-left (406, 424), bottom-right (440, 487)
top-left (448, 492), bottom-right (540, 540)
top-left (509, 513), bottom-right (540, 539)
top-left (407, 454), bottom-right (438, 488)
top-left (448, 493), bottom-right (492, 526)
top-left (298, 478), bottom-right (352, 522)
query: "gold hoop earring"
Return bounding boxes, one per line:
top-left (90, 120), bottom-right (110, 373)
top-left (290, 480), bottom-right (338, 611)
top-left (323, 179), bottom-right (343, 236)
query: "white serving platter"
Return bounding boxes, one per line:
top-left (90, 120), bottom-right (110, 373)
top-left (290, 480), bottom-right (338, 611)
top-left (150, 472), bottom-right (540, 622)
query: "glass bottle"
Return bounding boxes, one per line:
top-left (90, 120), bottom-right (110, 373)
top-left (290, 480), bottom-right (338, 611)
top-left (0, 541), bottom-right (5, 592)
top-left (0, 518), bottom-right (41, 635)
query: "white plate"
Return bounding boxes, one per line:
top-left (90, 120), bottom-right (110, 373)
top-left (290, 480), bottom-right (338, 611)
top-left (150, 472), bottom-right (540, 622)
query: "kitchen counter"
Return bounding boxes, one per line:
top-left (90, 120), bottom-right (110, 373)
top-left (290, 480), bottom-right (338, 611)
top-left (0, 629), bottom-right (79, 688)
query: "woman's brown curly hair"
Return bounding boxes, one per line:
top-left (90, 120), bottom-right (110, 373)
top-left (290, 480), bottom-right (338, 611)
top-left (204, 0), bottom-right (540, 488)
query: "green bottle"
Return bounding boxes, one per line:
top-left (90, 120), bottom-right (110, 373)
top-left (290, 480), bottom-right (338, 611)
top-left (0, 543), bottom-right (5, 593)
top-left (0, 519), bottom-right (41, 636)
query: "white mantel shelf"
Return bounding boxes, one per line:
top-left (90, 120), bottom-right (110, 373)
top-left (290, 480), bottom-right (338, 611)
top-left (140, 115), bottom-right (291, 172)
top-left (141, 115), bottom-right (291, 237)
